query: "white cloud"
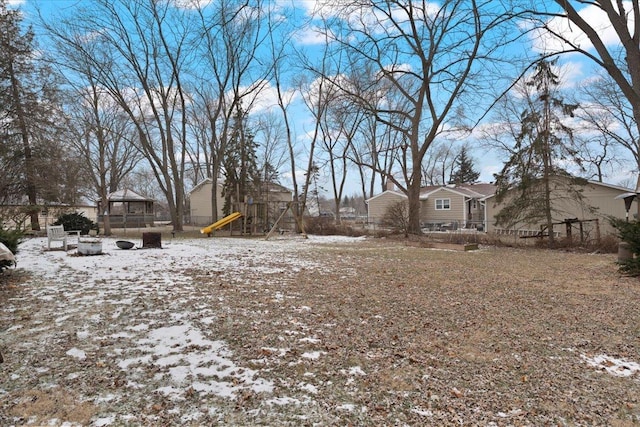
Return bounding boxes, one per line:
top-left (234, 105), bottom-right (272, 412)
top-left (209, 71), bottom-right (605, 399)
top-left (168, 0), bottom-right (212, 9)
top-left (531, 2), bottom-right (634, 53)
top-left (293, 25), bottom-right (332, 45)
top-left (240, 80), bottom-right (299, 114)
top-left (297, 0), bottom-right (341, 18)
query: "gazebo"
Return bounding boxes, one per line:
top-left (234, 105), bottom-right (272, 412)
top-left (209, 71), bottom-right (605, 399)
top-left (98, 189), bottom-right (155, 228)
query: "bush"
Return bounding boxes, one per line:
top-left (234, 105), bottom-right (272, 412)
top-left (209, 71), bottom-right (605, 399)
top-left (0, 228), bottom-right (23, 271)
top-left (381, 201), bottom-right (409, 237)
top-left (53, 212), bottom-right (99, 235)
top-left (303, 217), bottom-right (368, 237)
top-left (611, 218), bottom-right (640, 276)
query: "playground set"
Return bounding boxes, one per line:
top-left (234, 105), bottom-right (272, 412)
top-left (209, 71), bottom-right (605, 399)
top-left (199, 200), bottom-right (306, 240)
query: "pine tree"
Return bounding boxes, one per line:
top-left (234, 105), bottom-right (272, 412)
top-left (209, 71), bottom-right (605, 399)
top-left (494, 59), bottom-right (584, 246)
top-left (449, 146), bottom-right (479, 184)
top-left (0, 0), bottom-right (70, 229)
top-left (222, 106), bottom-right (261, 215)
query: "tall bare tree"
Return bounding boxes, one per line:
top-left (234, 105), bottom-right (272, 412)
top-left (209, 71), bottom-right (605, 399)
top-left (316, 0), bottom-right (522, 233)
top-left (533, 1), bottom-right (640, 186)
top-left (66, 82), bottom-right (141, 235)
top-left (190, 0), bottom-right (269, 222)
top-left (573, 71), bottom-right (635, 183)
top-left (45, 0), bottom-right (194, 231)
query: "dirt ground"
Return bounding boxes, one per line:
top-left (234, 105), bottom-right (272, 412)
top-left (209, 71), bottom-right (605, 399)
top-left (1, 236), bottom-right (640, 426)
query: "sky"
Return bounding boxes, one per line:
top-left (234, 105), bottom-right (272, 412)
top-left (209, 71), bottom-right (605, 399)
top-left (7, 0), bottom-right (639, 197)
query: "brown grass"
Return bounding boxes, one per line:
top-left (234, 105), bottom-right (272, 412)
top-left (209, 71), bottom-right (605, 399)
top-left (2, 237), bottom-right (639, 426)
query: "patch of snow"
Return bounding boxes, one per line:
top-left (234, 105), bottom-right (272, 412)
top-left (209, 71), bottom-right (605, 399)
top-left (349, 366), bottom-right (366, 376)
top-left (93, 416), bottom-right (116, 427)
top-left (497, 408), bottom-right (524, 417)
top-left (582, 354), bottom-right (640, 377)
top-left (336, 403), bottom-right (356, 411)
top-left (411, 407), bottom-right (433, 417)
top-left (298, 382), bottom-right (319, 394)
top-left (66, 347), bottom-right (86, 360)
top-left (119, 322), bottom-right (273, 398)
top-left (267, 396), bottom-right (305, 406)
top-left (301, 351), bottom-right (326, 360)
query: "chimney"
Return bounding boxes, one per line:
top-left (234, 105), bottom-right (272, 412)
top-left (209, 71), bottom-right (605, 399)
top-left (386, 181), bottom-right (395, 191)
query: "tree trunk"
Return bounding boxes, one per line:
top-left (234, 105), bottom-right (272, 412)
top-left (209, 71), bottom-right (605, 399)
top-left (407, 178), bottom-right (422, 235)
top-left (210, 175), bottom-right (219, 223)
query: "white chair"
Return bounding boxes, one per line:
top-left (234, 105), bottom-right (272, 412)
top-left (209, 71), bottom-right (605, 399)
top-left (47, 225), bottom-right (68, 251)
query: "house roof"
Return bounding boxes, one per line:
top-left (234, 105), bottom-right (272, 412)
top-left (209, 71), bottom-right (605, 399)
top-left (587, 179), bottom-right (636, 193)
top-left (367, 183), bottom-right (496, 203)
top-left (189, 178), bottom-right (292, 196)
top-left (365, 190), bottom-right (408, 203)
top-left (107, 189), bottom-right (153, 202)
top-left (420, 183), bottom-right (496, 200)
top-left (189, 178), bottom-right (222, 195)
top-left (483, 178), bottom-right (634, 200)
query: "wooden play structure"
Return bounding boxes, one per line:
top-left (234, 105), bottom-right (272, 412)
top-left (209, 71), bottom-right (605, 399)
top-left (518, 218), bottom-right (601, 244)
top-left (265, 201), bottom-right (307, 240)
top-left (200, 212), bottom-right (243, 236)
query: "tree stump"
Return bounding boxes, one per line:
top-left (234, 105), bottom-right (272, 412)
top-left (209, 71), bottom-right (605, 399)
top-left (142, 232), bottom-right (162, 249)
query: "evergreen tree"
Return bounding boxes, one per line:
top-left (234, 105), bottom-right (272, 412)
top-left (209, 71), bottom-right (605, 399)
top-left (302, 163), bottom-right (323, 215)
top-left (449, 146), bottom-right (479, 184)
top-left (0, 0), bottom-right (71, 229)
top-left (222, 106), bottom-right (261, 215)
top-left (494, 59), bottom-right (584, 246)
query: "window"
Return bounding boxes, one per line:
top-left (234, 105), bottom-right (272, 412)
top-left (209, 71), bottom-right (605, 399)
top-left (435, 198), bottom-right (450, 210)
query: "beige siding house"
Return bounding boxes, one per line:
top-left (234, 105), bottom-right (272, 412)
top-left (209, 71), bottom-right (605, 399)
top-left (1, 203), bottom-right (98, 231)
top-left (419, 183), bottom-right (496, 231)
top-left (189, 179), bottom-right (293, 230)
top-left (365, 183), bottom-right (495, 230)
top-left (485, 179), bottom-right (638, 237)
top-left (189, 179), bottom-right (226, 226)
top-left (365, 190), bottom-right (408, 224)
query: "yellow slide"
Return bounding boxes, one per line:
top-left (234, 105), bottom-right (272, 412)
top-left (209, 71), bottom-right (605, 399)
top-left (200, 212), bottom-right (242, 235)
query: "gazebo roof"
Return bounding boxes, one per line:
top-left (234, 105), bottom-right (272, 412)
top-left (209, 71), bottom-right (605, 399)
top-left (107, 189), bottom-right (153, 202)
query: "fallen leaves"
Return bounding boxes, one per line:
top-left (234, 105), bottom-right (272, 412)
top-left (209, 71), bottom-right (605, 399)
top-left (2, 238), bottom-right (640, 426)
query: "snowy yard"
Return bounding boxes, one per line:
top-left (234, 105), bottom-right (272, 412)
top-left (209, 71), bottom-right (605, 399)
top-left (1, 235), bottom-right (640, 426)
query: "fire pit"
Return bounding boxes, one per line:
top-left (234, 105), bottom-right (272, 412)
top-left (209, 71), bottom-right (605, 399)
top-left (116, 240), bottom-right (135, 250)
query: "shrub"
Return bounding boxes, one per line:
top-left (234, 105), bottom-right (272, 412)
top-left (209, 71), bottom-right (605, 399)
top-left (611, 218), bottom-right (640, 276)
top-left (303, 217), bottom-right (369, 237)
top-left (382, 201), bottom-right (409, 237)
top-left (0, 228), bottom-right (23, 271)
top-left (53, 212), bottom-right (99, 235)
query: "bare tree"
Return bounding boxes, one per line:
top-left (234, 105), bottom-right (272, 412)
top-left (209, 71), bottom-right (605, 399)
top-left (345, 66), bottom-right (402, 199)
top-left (573, 72), bottom-right (635, 182)
top-left (45, 0), bottom-right (195, 231)
top-left (421, 141), bottom-right (462, 186)
top-left (254, 111), bottom-right (289, 184)
top-left (65, 81), bottom-right (141, 235)
top-left (316, 0), bottom-right (521, 233)
top-left (265, 6), bottom-right (308, 232)
top-left (533, 1), bottom-right (640, 185)
top-left (190, 0), bottom-right (269, 222)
